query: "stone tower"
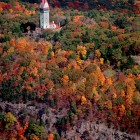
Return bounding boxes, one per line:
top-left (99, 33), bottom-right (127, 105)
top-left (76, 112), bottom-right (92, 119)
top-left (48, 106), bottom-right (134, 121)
top-left (40, 0), bottom-right (50, 29)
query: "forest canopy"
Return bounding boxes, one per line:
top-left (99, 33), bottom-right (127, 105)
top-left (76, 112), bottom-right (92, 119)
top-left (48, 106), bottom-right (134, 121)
top-left (0, 0), bottom-right (140, 139)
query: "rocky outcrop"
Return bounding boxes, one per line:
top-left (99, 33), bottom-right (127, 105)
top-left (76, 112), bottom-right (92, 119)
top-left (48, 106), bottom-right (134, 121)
top-left (64, 122), bottom-right (139, 140)
top-left (0, 101), bottom-right (140, 140)
top-left (131, 55), bottom-right (140, 66)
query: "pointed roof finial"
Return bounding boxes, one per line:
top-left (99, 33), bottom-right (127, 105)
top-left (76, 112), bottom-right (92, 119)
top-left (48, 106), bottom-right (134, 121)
top-left (42, 0), bottom-right (45, 4)
top-left (40, 0), bottom-right (49, 9)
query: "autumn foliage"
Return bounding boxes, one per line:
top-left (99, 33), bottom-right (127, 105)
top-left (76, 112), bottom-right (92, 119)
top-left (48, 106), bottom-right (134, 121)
top-left (0, 0), bottom-right (140, 139)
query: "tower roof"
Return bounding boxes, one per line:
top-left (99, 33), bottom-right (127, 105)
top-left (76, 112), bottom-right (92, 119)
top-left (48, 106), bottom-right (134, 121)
top-left (40, 0), bottom-right (49, 9)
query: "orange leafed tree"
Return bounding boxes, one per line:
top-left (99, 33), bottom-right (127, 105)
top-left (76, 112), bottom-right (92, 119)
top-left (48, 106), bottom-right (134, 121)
top-left (48, 133), bottom-right (54, 140)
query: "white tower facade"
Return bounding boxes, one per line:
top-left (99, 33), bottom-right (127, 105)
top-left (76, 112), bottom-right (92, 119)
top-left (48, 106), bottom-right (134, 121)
top-left (40, 0), bottom-right (50, 29)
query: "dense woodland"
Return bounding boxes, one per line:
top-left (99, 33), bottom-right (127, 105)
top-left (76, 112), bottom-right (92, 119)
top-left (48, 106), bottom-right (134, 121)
top-left (0, 0), bottom-right (140, 139)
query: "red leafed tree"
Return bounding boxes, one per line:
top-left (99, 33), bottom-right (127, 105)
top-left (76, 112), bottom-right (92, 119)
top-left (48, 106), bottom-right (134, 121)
top-left (68, 2), bottom-right (74, 8)
top-left (74, 2), bottom-right (80, 8)
top-left (55, 2), bottom-right (60, 8)
top-left (2, 4), bottom-right (11, 10)
top-left (83, 3), bottom-right (89, 9)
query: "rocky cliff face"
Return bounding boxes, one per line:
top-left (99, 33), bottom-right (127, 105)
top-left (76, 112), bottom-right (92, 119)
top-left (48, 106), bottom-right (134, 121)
top-left (64, 122), bottom-right (139, 140)
top-left (0, 101), bottom-right (139, 140)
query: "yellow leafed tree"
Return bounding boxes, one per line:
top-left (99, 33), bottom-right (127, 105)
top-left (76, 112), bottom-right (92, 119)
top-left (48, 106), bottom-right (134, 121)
top-left (81, 95), bottom-right (87, 105)
top-left (4, 112), bottom-right (16, 129)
